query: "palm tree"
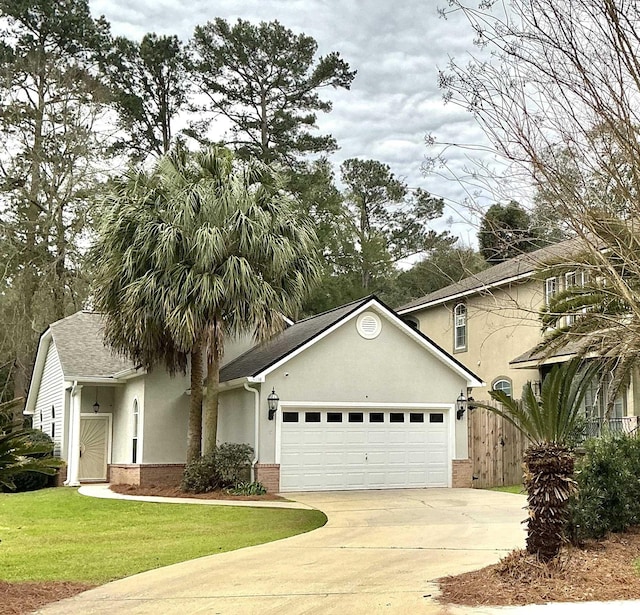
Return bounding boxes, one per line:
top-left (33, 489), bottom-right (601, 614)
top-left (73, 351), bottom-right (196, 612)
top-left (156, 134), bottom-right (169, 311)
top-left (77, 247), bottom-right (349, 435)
top-left (479, 359), bottom-right (598, 561)
top-left (92, 146), bottom-right (320, 459)
top-left (0, 408), bottom-right (62, 490)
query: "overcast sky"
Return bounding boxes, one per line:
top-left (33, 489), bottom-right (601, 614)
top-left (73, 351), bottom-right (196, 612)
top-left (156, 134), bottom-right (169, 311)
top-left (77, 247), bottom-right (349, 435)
top-left (90, 0), bottom-right (502, 245)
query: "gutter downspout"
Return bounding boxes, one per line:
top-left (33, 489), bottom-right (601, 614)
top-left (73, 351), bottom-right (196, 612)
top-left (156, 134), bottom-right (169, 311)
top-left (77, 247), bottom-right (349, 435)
top-left (244, 382), bottom-right (260, 481)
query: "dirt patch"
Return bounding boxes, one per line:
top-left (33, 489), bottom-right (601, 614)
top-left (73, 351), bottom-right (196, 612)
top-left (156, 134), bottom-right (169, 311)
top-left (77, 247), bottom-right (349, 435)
top-left (109, 483), bottom-right (285, 501)
top-left (438, 528), bottom-right (640, 606)
top-left (0, 581), bottom-right (94, 615)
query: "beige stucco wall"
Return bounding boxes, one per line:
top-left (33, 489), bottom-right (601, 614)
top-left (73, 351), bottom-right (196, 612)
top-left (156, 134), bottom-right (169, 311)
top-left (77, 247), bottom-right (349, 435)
top-left (259, 306), bottom-right (470, 464)
top-left (111, 378), bottom-right (144, 464)
top-left (218, 387), bottom-right (255, 447)
top-left (141, 367), bottom-right (190, 464)
top-left (413, 280), bottom-right (543, 401)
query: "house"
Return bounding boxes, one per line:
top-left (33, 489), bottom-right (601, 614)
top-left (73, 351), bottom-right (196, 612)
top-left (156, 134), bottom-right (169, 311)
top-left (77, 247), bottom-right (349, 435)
top-left (397, 238), bottom-right (640, 433)
top-left (25, 296), bottom-right (483, 492)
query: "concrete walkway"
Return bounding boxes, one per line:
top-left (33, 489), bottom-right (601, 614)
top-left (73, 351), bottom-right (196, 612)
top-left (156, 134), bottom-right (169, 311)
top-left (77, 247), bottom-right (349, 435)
top-left (36, 488), bottom-right (527, 614)
top-left (78, 483), bottom-right (314, 509)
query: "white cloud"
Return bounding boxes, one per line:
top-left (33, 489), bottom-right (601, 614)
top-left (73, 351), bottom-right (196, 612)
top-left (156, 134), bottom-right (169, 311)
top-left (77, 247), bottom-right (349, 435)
top-left (90, 0), bottom-right (503, 238)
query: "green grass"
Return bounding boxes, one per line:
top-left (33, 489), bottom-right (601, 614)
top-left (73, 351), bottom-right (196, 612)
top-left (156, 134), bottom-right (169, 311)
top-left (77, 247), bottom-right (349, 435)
top-left (489, 484), bottom-right (524, 494)
top-left (0, 488), bottom-right (326, 584)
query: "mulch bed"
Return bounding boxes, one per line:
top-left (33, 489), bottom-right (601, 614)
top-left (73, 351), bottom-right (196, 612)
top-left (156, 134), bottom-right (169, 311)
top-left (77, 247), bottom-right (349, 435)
top-left (0, 581), bottom-right (95, 615)
top-left (109, 483), bottom-right (285, 501)
top-left (438, 527), bottom-right (640, 606)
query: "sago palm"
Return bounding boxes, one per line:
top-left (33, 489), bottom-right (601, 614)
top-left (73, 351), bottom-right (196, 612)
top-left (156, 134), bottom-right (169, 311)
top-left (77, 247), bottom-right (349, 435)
top-left (0, 411), bottom-right (62, 490)
top-left (479, 359), bottom-right (598, 561)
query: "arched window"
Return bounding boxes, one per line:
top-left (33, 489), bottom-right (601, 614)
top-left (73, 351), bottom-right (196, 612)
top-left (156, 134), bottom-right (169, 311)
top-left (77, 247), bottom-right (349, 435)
top-left (492, 378), bottom-right (513, 398)
top-left (132, 399), bottom-right (139, 464)
top-left (454, 303), bottom-right (467, 351)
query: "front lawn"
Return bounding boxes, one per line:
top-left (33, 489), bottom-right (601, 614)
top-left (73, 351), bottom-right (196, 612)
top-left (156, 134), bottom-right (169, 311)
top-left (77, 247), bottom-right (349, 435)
top-left (489, 484), bottom-right (524, 495)
top-left (0, 488), bottom-right (326, 584)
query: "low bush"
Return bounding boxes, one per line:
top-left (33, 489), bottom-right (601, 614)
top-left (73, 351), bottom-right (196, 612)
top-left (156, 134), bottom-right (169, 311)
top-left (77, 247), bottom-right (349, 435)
top-left (568, 434), bottom-right (640, 543)
top-left (181, 455), bottom-right (220, 493)
top-left (214, 443), bottom-right (253, 485)
top-left (226, 481), bottom-right (266, 496)
top-left (181, 443), bottom-right (254, 493)
top-left (2, 429), bottom-right (56, 493)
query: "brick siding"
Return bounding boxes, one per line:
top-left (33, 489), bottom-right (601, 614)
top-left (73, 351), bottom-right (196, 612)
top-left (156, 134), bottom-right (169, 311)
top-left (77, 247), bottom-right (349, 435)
top-left (108, 464), bottom-right (185, 487)
top-left (452, 459), bottom-right (473, 488)
top-left (255, 463), bottom-right (280, 493)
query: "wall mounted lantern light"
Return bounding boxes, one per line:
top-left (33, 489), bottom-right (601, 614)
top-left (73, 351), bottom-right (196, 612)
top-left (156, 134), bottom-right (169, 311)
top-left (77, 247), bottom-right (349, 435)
top-left (456, 390), bottom-right (475, 420)
top-left (267, 388), bottom-right (279, 420)
top-left (93, 389), bottom-right (100, 413)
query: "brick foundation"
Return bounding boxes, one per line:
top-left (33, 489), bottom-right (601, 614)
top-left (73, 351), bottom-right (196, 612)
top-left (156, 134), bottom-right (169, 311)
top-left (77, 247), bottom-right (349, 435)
top-left (452, 459), bottom-right (473, 488)
top-left (51, 464), bottom-right (67, 487)
top-left (108, 464), bottom-right (185, 487)
top-left (254, 463), bottom-right (280, 493)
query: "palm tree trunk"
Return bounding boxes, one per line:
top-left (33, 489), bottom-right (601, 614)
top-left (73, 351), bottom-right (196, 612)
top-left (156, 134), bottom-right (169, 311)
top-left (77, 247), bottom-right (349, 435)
top-left (186, 336), bottom-right (204, 462)
top-left (523, 443), bottom-right (576, 561)
top-left (202, 336), bottom-right (220, 456)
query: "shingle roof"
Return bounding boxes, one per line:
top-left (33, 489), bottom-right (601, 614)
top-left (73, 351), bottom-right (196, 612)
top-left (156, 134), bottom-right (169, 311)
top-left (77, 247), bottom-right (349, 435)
top-left (219, 297), bottom-right (370, 382)
top-left (510, 337), bottom-right (589, 366)
top-left (397, 238), bottom-right (585, 314)
top-left (49, 312), bottom-right (134, 378)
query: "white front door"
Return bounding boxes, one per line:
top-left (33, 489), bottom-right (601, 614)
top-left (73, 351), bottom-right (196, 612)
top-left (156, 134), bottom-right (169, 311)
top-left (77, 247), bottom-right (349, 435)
top-left (279, 408), bottom-right (450, 492)
top-left (79, 415), bottom-right (110, 481)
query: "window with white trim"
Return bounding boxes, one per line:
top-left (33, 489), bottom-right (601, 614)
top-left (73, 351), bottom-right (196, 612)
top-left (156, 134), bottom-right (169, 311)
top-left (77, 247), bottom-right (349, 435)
top-left (564, 271), bottom-right (585, 325)
top-left (132, 399), bottom-right (139, 464)
top-left (454, 303), bottom-right (467, 351)
top-left (545, 277), bottom-right (557, 305)
top-left (492, 378), bottom-right (513, 398)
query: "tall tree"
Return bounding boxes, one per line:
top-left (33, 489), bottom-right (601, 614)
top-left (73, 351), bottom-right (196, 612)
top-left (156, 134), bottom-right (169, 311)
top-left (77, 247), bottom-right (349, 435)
top-left (190, 18), bottom-right (356, 165)
top-left (381, 242), bottom-right (487, 308)
top-left (92, 146), bottom-right (321, 458)
top-left (104, 33), bottom-right (189, 160)
top-left (0, 0), bottom-right (110, 398)
top-left (441, 0), bottom-right (640, 398)
top-left (478, 201), bottom-right (541, 263)
top-left (340, 158), bottom-right (453, 291)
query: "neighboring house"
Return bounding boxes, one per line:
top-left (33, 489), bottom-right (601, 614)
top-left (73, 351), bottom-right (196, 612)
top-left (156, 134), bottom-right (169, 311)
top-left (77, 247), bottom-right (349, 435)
top-left (397, 238), bottom-right (640, 434)
top-left (25, 296), bottom-right (482, 492)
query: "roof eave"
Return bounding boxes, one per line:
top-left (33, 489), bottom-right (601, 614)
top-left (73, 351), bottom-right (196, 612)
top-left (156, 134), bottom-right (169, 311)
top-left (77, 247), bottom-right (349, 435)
top-left (25, 329), bottom-right (53, 414)
top-left (397, 271), bottom-right (535, 315)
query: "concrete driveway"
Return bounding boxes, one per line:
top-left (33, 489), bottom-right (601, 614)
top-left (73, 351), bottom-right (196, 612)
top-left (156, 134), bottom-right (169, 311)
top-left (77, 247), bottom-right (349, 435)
top-left (36, 488), bottom-right (526, 615)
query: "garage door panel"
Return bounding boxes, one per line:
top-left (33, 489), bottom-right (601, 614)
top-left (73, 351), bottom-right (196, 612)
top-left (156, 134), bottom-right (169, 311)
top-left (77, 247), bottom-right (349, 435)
top-left (366, 432), bottom-right (387, 445)
top-left (279, 408), bottom-right (450, 492)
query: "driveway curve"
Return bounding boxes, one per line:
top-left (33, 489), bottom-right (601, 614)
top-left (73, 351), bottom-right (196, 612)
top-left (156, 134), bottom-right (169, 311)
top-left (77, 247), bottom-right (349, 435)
top-left (36, 488), bottom-right (526, 615)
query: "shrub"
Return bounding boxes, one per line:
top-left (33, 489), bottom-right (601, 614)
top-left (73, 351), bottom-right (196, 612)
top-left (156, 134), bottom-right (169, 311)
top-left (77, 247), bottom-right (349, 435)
top-left (2, 429), bottom-right (56, 493)
top-left (214, 443), bottom-right (253, 485)
top-left (181, 455), bottom-right (221, 493)
top-left (181, 443), bottom-right (254, 493)
top-left (226, 481), bottom-right (267, 496)
top-left (568, 434), bottom-right (640, 543)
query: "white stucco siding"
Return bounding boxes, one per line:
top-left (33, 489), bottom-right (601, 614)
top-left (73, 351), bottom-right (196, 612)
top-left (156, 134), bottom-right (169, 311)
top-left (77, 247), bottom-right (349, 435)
top-left (260, 308), bottom-right (469, 463)
top-left (218, 388), bottom-right (255, 448)
top-left (33, 340), bottom-right (65, 456)
top-left (141, 367), bottom-right (190, 463)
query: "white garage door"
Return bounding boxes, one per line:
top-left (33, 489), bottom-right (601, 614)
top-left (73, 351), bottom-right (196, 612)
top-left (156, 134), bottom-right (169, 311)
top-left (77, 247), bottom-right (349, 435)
top-left (279, 408), bottom-right (450, 492)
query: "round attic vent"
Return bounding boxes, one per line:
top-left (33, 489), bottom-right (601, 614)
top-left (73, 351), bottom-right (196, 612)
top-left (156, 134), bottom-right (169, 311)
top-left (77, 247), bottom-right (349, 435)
top-left (356, 311), bottom-right (382, 339)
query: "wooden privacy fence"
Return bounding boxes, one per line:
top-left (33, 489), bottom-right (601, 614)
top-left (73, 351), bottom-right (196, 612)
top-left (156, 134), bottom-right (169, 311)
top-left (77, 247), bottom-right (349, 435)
top-left (468, 402), bottom-right (527, 488)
